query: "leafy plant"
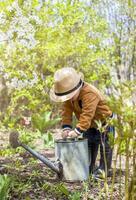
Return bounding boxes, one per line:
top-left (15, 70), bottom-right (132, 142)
top-left (19, 128), bottom-right (41, 145)
top-left (42, 131), bottom-right (54, 148)
top-left (32, 111), bottom-right (60, 133)
top-left (42, 182), bottom-right (70, 198)
top-left (56, 183), bottom-right (69, 196)
top-left (69, 192), bottom-right (81, 200)
top-left (0, 174), bottom-right (11, 200)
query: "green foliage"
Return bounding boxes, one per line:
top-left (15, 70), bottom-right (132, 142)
top-left (42, 131), bottom-right (54, 148)
top-left (0, 174), bottom-right (11, 200)
top-left (0, 148), bottom-right (16, 157)
top-left (0, 0), bottom-right (112, 127)
top-left (8, 177), bottom-right (33, 200)
top-left (56, 183), bottom-right (69, 196)
top-left (42, 182), bottom-right (70, 198)
top-left (32, 111), bottom-right (60, 133)
top-left (19, 128), bottom-right (41, 145)
top-left (108, 131), bottom-right (115, 147)
top-left (69, 192), bottom-right (81, 200)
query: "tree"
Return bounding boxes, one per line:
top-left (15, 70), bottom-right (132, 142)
top-left (0, 0), bottom-right (112, 127)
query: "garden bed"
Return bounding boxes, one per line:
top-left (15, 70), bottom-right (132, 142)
top-left (0, 130), bottom-right (126, 200)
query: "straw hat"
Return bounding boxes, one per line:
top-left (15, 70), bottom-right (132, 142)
top-left (50, 67), bottom-right (84, 102)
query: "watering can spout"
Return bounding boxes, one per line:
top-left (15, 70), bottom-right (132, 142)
top-left (9, 131), bottom-right (62, 177)
top-left (21, 142), bottom-right (61, 175)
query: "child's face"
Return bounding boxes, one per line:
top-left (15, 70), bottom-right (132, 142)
top-left (71, 90), bottom-right (80, 101)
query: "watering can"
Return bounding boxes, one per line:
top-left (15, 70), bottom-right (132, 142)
top-left (9, 131), bottom-right (89, 181)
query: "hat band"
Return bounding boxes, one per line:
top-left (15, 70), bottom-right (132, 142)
top-left (55, 79), bottom-right (83, 96)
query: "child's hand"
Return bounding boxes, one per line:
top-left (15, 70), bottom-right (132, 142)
top-left (68, 130), bottom-right (78, 138)
top-left (61, 130), bottom-right (70, 139)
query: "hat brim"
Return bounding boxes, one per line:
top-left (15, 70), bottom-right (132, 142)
top-left (50, 84), bottom-right (83, 103)
top-left (50, 73), bottom-right (84, 102)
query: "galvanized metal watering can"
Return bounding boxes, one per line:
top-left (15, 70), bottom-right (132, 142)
top-left (9, 131), bottom-right (89, 181)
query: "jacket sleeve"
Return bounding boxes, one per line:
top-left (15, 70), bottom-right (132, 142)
top-left (61, 100), bottom-right (73, 129)
top-left (76, 92), bottom-right (99, 132)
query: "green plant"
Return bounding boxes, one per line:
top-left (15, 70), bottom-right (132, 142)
top-left (19, 128), bottom-right (41, 145)
top-left (0, 174), bottom-right (11, 200)
top-left (69, 192), bottom-right (81, 200)
top-left (32, 111), bottom-right (60, 133)
top-left (107, 82), bottom-right (136, 200)
top-left (95, 121), bottom-right (108, 174)
top-left (56, 183), bottom-right (69, 197)
top-left (9, 178), bottom-right (33, 200)
top-left (42, 182), bottom-right (70, 199)
top-left (42, 131), bottom-right (54, 148)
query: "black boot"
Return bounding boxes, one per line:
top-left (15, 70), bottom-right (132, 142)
top-left (88, 143), bottom-right (99, 173)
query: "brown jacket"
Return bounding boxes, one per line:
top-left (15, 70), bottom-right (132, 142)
top-left (61, 82), bottom-right (112, 132)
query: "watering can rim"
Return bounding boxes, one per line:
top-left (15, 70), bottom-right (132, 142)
top-left (55, 138), bottom-right (88, 143)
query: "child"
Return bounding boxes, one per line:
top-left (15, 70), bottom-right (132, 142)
top-left (50, 67), bottom-right (114, 177)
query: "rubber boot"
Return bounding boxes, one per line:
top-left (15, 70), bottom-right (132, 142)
top-left (88, 143), bottom-right (99, 173)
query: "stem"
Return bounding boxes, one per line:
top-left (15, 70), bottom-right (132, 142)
top-left (119, 153), bottom-right (122, 200)
top-left (125, 138), bottom-right (130, 200)
top-left (100, 133), bottom-right (108, 199)
top-left (111, 144), bottom-right (119, 200)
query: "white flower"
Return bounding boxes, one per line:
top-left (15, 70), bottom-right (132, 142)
top-left (35, 0), bottom-right (43, 11)
top-left (29, 15), bottom-right (42, 25)
top-left (0, 60), bottom-right (5, 71)
top-left (0, 12), bottom-right (6, 25)
top-left (20, 39), bottom-right (28, 46)
top-left (19, 17), bottom-right (30, 26)
top-left (6, 30), bottom-right (14, 39)
top-left (12, 1), bottom-right (20, 9)
top-left (24, 0), bottom-right (32, 8)
top-left (10, 77), bottom-right (19, 88)
top-left (7, 5), bottom-right (14, 12)
top-left (89, 44), bottom-right (96, 50)
top-left (3, 73), bottom-right (10, 79)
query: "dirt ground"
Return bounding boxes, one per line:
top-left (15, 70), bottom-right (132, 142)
top-left (0, 130), bottom-right (126, 200)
